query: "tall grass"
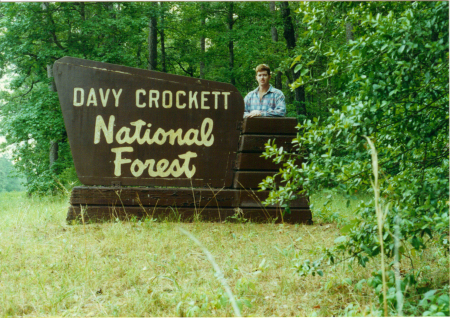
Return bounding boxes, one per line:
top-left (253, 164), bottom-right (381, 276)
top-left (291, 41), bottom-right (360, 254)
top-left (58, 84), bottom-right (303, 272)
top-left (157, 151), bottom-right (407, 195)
top-left (0, 190), bottom-right (447, 316)
top-left (364, 136), bottom-right (388, 316)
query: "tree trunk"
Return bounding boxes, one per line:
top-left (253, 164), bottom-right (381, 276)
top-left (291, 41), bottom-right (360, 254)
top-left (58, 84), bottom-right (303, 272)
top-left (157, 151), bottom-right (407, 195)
top-left (79, 3), bottom-right (85, 21)
top-left (270, 2), bottom-right (278, 42)
top-left (227, 2), bottom-right (235, 86)
top-left (47, 65), bottom-right (59, 169)
top-left (200, 4), bottom-right (206, 79)
top-left (148, 2), bottom-right (158, 71)
top-left (106, 3), bottom-right (116, 47)
top-left (280, 2), bottom-right (296, 50)
top-left (42, 3), bottom-right (59, 169)
top-left (270, 2), bottom-right (282, 90)
top-left (159, 3), bottom-right (166, 72)
top-left (281, 1), bottom-right (306, 116)
top-left (200, 35), bottom-right (206, 78)
top-left (46, 64), bottom-right (57, 93)
top-left (49, 140), bottom-right (58, 168)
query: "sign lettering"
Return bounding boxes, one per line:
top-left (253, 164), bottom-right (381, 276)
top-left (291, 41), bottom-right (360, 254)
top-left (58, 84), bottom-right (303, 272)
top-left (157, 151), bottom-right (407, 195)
top-left (54, 57), bottom-right (244, 187)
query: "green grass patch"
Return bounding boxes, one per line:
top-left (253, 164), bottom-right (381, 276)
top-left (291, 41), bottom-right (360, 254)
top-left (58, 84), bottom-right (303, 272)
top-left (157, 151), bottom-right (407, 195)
top-left (310, 189), bottom-right (371, 225)
top-left (0, 191), bottom-right (447, 316)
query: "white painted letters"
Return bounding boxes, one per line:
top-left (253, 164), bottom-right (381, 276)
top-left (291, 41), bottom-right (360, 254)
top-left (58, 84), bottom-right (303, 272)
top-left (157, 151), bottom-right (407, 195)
top-left (212, 91), bottom-right (220, 109)
top-left (85, 86), bottom-right (232, 181)
top-left (94, 115), bottom-right (115, 144)
top-left (201, 91), bottom-right (210, 109)
top-left (112, 89), bottom-right (122, 107)
top-left (162, 90), bottom-right (172, 109)
top-left (111, 147), bottom-right (133, 176)
top-left (222, 92), bottom-right (230, 110)
top-left (99, 88), bottom-right (110, 107)
top-left (149, 90), bottom-right (159, 108)
top-left (94, 115), bottom-right (214, 148)
top-left (189, 91), bottom-right (198, 109)
top-left (176, 91), bottom-right (186, 109)
top-left (73, 88), bottom-right (84, 107)
top-left (136, 89), bottom-right (146, 108)
top-left (74, 88), bottom-right (231, 110)
top-left (115, 149), bottom-right (198, 178)
top-left (86, 88), bottom-right (97, 106)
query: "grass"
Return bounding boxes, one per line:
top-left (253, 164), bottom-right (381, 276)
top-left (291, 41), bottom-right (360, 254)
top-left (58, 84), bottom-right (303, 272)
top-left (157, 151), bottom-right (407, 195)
top-left (0, 190), bottom-right (448, 317)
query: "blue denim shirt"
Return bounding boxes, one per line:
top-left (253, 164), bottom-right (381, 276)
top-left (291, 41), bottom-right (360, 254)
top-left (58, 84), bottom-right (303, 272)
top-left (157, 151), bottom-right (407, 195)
top-left (243, 85), bottom-right (286, 117)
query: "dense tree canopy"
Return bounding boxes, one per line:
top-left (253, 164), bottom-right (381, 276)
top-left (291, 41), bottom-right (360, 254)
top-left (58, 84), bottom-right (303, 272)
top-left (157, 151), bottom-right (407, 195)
top-left (0, 2), bottom-right (304, 194)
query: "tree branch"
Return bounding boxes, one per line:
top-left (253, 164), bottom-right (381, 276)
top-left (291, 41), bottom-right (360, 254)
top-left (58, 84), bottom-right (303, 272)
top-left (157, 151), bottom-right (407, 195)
top-left (175, 60), bottom-right (194, 77)
top-left (10, 81), bottom-right (38, 100)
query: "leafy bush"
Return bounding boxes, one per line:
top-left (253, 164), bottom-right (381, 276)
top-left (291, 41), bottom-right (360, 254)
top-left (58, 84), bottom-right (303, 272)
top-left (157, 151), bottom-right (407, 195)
top-left (261, 1), bottom-right (449, 315)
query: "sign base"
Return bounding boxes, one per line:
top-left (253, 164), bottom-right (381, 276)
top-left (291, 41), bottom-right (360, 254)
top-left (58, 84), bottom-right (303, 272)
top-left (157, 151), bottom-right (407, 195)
top-left (67, 186), bottom-right (312, 224)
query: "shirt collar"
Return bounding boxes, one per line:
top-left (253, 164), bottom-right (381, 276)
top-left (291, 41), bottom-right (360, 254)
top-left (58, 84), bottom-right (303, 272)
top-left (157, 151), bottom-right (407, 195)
top-left (254, 84), bottom-right (274, 94)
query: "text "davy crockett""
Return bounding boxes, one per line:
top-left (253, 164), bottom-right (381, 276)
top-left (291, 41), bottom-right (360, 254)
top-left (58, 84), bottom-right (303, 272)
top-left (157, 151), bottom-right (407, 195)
top-left (72, 88), bottom-right (231, 110)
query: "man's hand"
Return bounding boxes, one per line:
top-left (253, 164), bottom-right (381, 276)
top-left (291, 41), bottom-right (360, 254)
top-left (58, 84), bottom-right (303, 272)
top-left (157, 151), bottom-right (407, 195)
top-left (245, 110), bottom-right (262, 118)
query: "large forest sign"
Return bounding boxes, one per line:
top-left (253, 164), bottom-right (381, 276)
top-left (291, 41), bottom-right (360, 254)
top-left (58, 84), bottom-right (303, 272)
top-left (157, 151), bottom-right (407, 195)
top-left (53, 57), bottom-right (244, 187)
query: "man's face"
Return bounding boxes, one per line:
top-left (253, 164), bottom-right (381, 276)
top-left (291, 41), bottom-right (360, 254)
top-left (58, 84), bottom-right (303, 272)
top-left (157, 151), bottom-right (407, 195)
top-left (256, 70), bottom-right (271, 86)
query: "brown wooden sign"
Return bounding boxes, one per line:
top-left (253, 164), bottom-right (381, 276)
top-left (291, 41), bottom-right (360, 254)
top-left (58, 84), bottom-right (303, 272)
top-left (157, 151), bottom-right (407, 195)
top-left (53, 57), bottom-right (244, 187)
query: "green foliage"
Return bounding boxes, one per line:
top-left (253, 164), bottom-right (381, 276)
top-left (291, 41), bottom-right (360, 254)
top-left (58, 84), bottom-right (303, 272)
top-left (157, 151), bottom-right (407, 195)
top-left (361, 270), bottom-right (449, 316)
top-left (261, 1), bottom-right (449, 315)
top-left (0, 2), bottom-right (298, 194)
top-left (0, 2), bottom-right (148, 194)
top-left (419, 289), bottom-right (450, 316)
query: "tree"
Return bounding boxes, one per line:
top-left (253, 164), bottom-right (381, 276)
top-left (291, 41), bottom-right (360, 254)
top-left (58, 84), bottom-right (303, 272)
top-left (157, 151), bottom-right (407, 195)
top-left (280, 1), bottom-right (306, 116)
top-left (0, 1), bottom-right (327, 195)
top-left (0, 2), bottom-right (148, 194)
top-left (148, 2), bottom-right (158, 71)
top-left (269, 2), bottom-right (282, 90)
top-left (262, 1), bottom-right (449, 314)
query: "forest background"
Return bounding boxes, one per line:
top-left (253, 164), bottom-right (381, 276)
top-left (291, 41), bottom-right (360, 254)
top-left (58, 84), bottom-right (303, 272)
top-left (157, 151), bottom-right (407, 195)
top-left (0, 1), bottom-right (312, 193)
top-left (0, 1), bottom-right (448, 316)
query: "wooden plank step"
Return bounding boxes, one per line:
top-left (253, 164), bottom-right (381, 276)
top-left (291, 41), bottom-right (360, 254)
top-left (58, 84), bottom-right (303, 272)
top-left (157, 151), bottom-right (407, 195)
top-left (67, 205), bottom-right (312, 224)
top-left (234, 152), bottom-right (302, 171)
top-left (238, 134), bottom-right (295, 153)
top-left (242, 117), bottom-right (298, 134)
top-left (70, 187), bottom-right (309, 208)
top-left (233, 171), bottom-right (278, 189)
top-left (234, 152), bottom-right (279, 170)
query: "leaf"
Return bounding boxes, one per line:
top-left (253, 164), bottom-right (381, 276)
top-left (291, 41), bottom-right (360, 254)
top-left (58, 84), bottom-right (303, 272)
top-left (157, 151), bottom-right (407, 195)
top-left (334, 236), bottom-right (348, 244)
top-left (258, 258), bottom-right (266, 269)
top-left (290, 55), bottom-right (302, 68)
top-left (389, 89), bottom-right (398, 96)
top-left (340, 220), bottom-right (359, 234)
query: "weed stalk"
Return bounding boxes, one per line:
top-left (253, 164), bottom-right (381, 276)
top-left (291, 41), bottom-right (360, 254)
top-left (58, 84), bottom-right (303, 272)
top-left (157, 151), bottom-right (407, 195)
top-left (394, 216), bottom-right (404, 316)
top-left (189, 178), bottom-right (199, 221)
top-left (364, 136), bottom-right (388, 316)
top-left (80, 205), bottom-right (89, 282)
top-left (178, 227), bottom-right (241, 317)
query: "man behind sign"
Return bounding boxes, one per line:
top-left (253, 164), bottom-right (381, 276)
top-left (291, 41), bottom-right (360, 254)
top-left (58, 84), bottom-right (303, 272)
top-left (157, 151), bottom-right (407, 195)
top-left (243, 64), bottom-right (286, 118)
